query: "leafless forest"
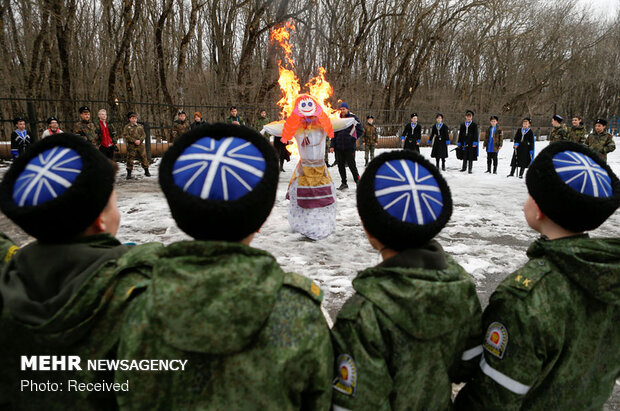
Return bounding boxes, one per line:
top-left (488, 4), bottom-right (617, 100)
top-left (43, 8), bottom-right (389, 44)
top-left (0, 0), bottom-right (618, 136)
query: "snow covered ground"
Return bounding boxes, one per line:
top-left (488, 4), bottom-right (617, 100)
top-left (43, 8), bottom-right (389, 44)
top-left (0, 138), bottom-right (618, 406)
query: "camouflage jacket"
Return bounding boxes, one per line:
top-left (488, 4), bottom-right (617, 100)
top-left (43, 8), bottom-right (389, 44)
top-left (548, 124), bottom-right (569, 144)
top-left (568, 124), bottom-right (587, 145)
top-left (226, 115), bottom-right (245, 126)
top-left (362, 123), bottom-right (378, 145)
top-left (331, 242), bottom-right (483, 411)
top-left (122, 123), bottom-right (146, 144)
top-left (73, 120), bottom-right (98, 147)
top-left (0, 233), bottom-right (162, 410)
top-left (586, 130), bottom-right (615, 161)
top-left (254, 116), bottom-right (272, 139)
top-left (116, 241), bottom-right (333, 410)
top-left (483, 126), bottom-right (503, 152)
top-left (170, 119), bottom-right (190, 143)
top-left (455, 235), bottom-right (620, 411)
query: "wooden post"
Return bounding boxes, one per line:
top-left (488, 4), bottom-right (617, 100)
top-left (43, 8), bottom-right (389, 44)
top-left (27, 101), bottom-right (38, 143)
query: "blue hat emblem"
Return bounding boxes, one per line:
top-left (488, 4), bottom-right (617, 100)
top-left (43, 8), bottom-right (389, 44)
top-left (374, 159), bottom-right (443, 224)
top-left (552, 151), bottom-right (612, 198)
top-left (13, 147), bottom-right (83, 207)
top-left (173, 136), bottom-right (266, 201)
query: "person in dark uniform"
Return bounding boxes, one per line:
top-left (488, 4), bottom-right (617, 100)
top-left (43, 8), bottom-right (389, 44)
top-left (508, 117), bottom-right (535, 178)
top-left (457, 110), bottom-right (479, 174)
top-left (401, 113), bottom-right (422, 152)
top-left (429, 113), bottom-right (450, 171)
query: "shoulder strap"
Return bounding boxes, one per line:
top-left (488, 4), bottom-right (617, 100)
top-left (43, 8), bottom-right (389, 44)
top-left (282, 272), bottom-right (323, 303)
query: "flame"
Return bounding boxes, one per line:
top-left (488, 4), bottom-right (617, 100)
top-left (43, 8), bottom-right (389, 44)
top-left (270, 21), bottom-right (338, 156)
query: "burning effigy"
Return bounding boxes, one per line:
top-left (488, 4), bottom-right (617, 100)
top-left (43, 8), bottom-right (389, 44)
top-left (260, 23), bottom-right (358, 240)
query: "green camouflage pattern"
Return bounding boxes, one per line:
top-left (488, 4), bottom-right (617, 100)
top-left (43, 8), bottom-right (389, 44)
top-left (548, 124), bottom-right (569, 144)
top-left (255, 116), bottom-right (272, 141)
top-left (331, 244), bottom-right (482, 411)
top-left (123, 123), bottom-right (149, 171)
top-left (363, 123), bottom-right (378, 162)
top-left (170, 119), bottom-right (190, 144)
top-left (226, 115), bottom-right (245, 126)
top-left (0, 233), bottom-right (163, 410)
top-left (568, 124), bottom-right (587, 145)
top-left (73, 120), bottom-right (98, 147)
top-left (116, 241), bottom-right (333, 410)
top-left (455, 235), bottom-right (620, 410)
top-left (483, 126), bottom-right (503, 152)
top-left (586, 130), bottom-right (616, 161)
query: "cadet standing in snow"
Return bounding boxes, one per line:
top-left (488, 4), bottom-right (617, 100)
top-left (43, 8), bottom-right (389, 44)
top-left (568, 115), bottom-right (587, 145)
top-left (122, 112), bottom-right (150, 179)
top-left (0, 134), bottom-right (162, 410)
top-left (483, 116), bottom-right (503, 174)
top-left (430, 113), bottom-right (450, 171)
top-left (116, 123), bottom-right (333, 410)
top-left (363, 115), bottom-right (379, 165)
top-left (457, 110), bottom-right (479, 174)
top-left (73, 106), bottom-right (97, 147)
top-left (331, 150), bottom-right (482, 410)
top-left (456, 141), bottom-right (620, 410)
top-left (170, 110), bottom-right (190, 144)
top-left (9, 117), bottom-right (31, 158)
top-left (508, 117), bottom-right (535, 178)
top-left (401, 113), bottom-right (422, 152)
top-left (548, 114), bottom-right (569, 144)
top-left (586, 118), bottom-right (616, 162)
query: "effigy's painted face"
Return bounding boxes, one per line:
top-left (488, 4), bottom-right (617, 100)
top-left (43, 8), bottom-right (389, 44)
top-left (298, 97), bottom-right (317, 117)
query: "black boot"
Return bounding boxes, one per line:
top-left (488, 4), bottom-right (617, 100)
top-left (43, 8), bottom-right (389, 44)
top-left (507, 166), bottom-right (516, 177)
top-left (468, 161), bottom-right (473, 174)
top-left (442, 160), bottom-right (446, 171)
top-left (493, 164), bottom-right (497, 174)
top-left (519, 168), bottom-right (525, 178)
top-left (460, 159), bottom-right (467, 172)
top-left (144, 168), bottom-right (151, 177)
top-left (337, 183), bottom-right (348, 190)
top-left (126, 170), bottom-right (132, 180)
top-left (486, 158), bottom-right (492, 173)
top-left (364, 159), bottom-right (368, 166)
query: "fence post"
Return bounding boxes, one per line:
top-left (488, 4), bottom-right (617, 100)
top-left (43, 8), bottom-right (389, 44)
top-left (144, 121), bottom-right (152, 162)
top-left (27, 101), bottom-right (38, 143)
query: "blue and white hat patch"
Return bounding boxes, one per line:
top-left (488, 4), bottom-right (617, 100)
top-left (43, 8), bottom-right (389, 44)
top-left (13, 147), bottom-right (83, 207)
top-left (172, 136), bottom-right (266, 201)
top-left (374, 159), bottom-right (443, 224)
top-left (552, 151), bottom-right (612, 198)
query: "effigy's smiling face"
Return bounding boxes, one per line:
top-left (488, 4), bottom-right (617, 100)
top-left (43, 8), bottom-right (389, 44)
top-left (298, 98), bottom-right (317, 117)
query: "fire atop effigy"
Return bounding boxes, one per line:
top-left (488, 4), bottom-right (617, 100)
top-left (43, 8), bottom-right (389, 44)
top-left (261, 21), bottom-right (358, 240)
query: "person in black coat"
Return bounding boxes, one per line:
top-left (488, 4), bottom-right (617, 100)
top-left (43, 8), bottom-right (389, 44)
top-left (330, 102), bottom-right (363, 190)
top-left (508, 117), bottom-right (536, 178)
top-left (401, 113), bottom-right (422, 152)
top-left (10, 117), bottom-right (31, 158)
top-left (457, 110), bottom-right (479, 173)
top-left (429, 113), bottom-right (450, 171)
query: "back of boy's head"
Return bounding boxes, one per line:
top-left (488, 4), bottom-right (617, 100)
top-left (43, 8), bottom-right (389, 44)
top-left (159, 123), bottom-right (279, 241)
top-left (357, 150), bottom-right (453, 251)
top-left (526, 141), bottom-right (619, 232)
top-left (0, 133), bottom-right (116, 243)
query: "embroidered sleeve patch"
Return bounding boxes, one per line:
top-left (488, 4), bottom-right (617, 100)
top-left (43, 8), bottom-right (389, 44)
top-left (483, 322), bottom-right (508, 359)
top-left (333, 354), bottom-right (357, 397)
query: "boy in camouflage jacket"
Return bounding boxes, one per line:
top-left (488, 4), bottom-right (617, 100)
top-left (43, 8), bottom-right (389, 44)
top-left (0, 134), bottom-right (162, 410)
top-left (115, 123), bottom-right (333, 410)
top-left (548, 114), bottom-right (569, 144)
top-left (331, 150), bottom-right (482, 410)
top-left (456, 141), bottom-right (620, 410)
top-left (585, 118), bottom-right (616, 162)
top-left (362, 115), bottom-right (379, 165)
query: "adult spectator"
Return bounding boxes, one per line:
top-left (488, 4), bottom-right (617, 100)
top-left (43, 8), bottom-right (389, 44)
top-left (329, 102), bottom-right (363, 190)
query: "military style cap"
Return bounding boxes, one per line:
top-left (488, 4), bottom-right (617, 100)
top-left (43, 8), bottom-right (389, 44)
top-left (526, 141), bottom-right (620, 232)
top-left (178, 110), bottom-right (186, 115)
top-left (595, 118), bottom-right (607, 126)
top-left (490, 115), bottom-right (499, 121)
top-left (552, 114), bottom-right (564, 123)
top-left (357, 150), bottom-right (453, 251)
top-left (47, 116), bottom-right (59, 124)
top-left (367, 115), bottom-right (374, 119)
top-left (466, 110), bottom-right (475, 116)
top-left (410, 113), bottom-right (418, 118)
top-left (159, 123), bottom-right (279, 241)
top-left (0, 134), bottom-right (116, 242)
top-left (79, 106), bottom-right (90, 113)
top-left (13, 117), bottom-right (25, 125)
top-left (523, 117), bottom-right (532, 124)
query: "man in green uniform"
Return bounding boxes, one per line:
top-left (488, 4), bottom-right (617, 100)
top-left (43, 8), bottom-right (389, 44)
top-left (73, 105), bottom-right (98, 147)
top-left (170, 110), bottom-right (190, 145)
top-left (548, 114), bottom-right (569, 144)
top-left (362, 115), bottom-right (378, 166)
top-left (455, 141), bottom-right (620, 410)
top-left (115, 123), bottom-right (333, 410)
top-left (586, 118), bottom-right (616, 162)
top-left (226, 105), bottom-right (245, 125)
top-left (331, 151), bottom-right (483, 410)
top-left (122, 112), bottom-right (150, 179)
top-left (568, 114), bottom-right (587, 145)
top-left (0, 134), bottom-right (162, 410)
top-left (254, 108), bottom-right (272, 143)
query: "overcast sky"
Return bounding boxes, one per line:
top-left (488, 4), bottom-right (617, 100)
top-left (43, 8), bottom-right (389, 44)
top-left (578, 0), bottom-right (619, 17)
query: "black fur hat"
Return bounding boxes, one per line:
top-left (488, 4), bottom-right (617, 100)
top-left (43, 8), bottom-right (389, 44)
top-left (159, 123), bottom-right (279, 241)
top-left (357, 150), bottom-right (453, 251)
top-left (0, 134), bottom-right (116, 242)
top-left (526, 141), bottom-right (620, 232)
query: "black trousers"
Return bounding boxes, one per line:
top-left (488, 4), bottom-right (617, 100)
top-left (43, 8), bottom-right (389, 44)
top-left (336, 149), bottom-right (359, 184)
top-left (99, 145), bottom-right (115, 160)
top-left (487, 152), bottom-right (498, 171)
